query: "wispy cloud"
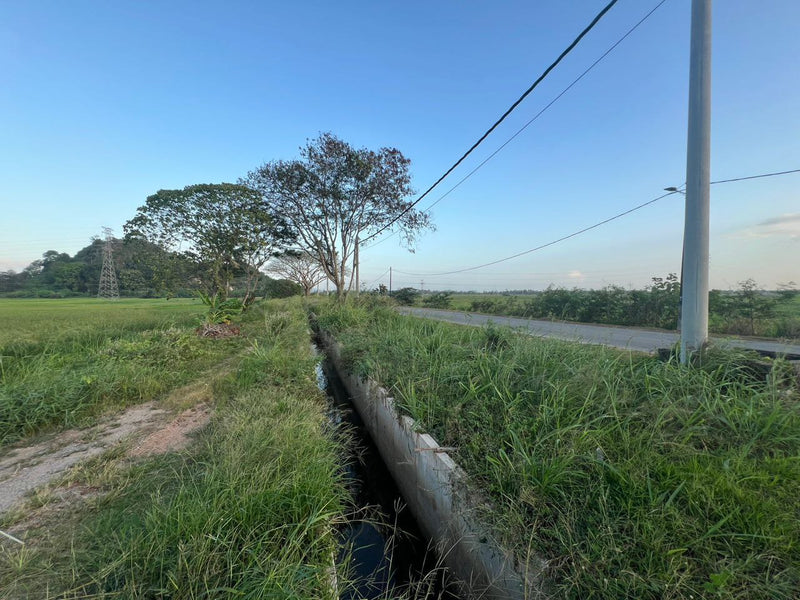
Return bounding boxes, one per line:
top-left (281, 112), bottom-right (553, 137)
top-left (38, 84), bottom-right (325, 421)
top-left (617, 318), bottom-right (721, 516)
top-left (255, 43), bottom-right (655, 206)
top-left (568, 270), bottom-right (583, 279)
top-left (731, 213), bottom-right (800, 240)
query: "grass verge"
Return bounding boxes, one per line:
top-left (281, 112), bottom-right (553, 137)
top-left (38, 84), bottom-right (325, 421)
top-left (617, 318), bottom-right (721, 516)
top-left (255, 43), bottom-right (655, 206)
top-left (315, 298), bottom-right (800, 599)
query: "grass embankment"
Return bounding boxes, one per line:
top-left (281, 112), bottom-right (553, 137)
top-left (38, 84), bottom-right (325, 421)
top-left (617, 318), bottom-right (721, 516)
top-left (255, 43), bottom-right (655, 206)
top-left (0, 298), bottom-right (241, 444)
top-left (316, 300), bottom-right (800, 599)
top-left (2, 299), bottom-right (348, 598)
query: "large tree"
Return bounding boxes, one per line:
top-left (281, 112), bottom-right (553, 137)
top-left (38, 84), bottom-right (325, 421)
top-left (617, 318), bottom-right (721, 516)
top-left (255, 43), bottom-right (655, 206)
top-left (124, 183), bottom-right (292, 302)
top-left (243, 133), bottom-right (432, 299)
top-left (268, 251), bottom-right (327, 297)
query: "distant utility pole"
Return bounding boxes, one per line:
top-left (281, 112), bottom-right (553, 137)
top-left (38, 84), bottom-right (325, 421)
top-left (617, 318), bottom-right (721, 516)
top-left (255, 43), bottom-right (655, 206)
top-left (354, 235), bottom-right (360, 297)
top-left (680, 0), bottom-right (712, 365)
top-left (389, 267), bottom-right (392, 295)
top-left (97, 227), bottom-right (120, 300)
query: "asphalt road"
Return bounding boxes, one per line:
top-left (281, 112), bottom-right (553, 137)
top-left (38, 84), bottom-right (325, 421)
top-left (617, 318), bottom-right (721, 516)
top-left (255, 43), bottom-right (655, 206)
top-left (397, 307), bottom-right (800, 357)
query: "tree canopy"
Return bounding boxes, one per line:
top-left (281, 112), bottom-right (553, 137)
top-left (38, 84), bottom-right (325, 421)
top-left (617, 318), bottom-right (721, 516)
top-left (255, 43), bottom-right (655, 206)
top-left (244, 133), bottom-right (432, 299)
top-left (268, 251), bottom-right (326, 297)
top-left (124, 183), bottom-right (292, 302)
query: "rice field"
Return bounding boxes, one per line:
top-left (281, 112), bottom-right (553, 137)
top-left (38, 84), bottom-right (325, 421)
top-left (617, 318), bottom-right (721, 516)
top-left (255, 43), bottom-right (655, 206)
top-left (0, 298), bottom-right (243, 444)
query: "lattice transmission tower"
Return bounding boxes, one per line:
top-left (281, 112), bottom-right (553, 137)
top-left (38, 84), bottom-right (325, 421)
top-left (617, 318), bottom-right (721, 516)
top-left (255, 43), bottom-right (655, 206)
top-left (97, 227), bottom-right (120, 299)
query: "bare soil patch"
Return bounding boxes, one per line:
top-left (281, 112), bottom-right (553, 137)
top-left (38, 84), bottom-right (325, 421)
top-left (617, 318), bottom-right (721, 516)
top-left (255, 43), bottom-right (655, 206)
top-left (0, 391), bottom-right (212, 520)
top-left (0, 403), bottom-right (166, 515)
top-left (129, 404), bottom-right (210, 458)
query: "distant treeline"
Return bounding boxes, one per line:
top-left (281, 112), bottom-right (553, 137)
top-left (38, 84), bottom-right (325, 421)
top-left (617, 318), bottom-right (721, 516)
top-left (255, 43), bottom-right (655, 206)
top-left (0, 238), bottom-right (300, 300)
top-left (393, 275), bottom-right (800, 339)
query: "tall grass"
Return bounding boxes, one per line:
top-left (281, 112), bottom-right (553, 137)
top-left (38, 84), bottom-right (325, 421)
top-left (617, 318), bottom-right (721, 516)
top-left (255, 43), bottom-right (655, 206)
top-left (315, 300), bottom-right (800, 599)
top-left (0, 299), bottom-right (244, 444)
top-left (2, 299), bottom-right (349, 599)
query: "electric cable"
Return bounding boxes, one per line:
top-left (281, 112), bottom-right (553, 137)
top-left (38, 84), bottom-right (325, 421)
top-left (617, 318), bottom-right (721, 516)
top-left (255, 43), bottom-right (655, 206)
top-left (393, 166), bottom-right (799, 277)
top-left (364, 0), bottom-right (669, 250)
top-left (395, 190), bottom-right (680, 277)
top-left (362, 268), bottom-right (391, 288)
top-left (361, 0), bottom-right (620, 245)
top-left (711, 168), bottom-right (800, 185)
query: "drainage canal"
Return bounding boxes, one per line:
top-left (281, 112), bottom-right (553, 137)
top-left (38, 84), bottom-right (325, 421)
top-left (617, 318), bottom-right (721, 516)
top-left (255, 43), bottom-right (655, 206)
top-left (316, 356), bottom-right (457, 600)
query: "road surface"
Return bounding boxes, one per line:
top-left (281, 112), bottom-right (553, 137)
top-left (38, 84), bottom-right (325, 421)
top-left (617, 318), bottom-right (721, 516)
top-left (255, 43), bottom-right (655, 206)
top-left (397, 307), bottom-right (800, 357)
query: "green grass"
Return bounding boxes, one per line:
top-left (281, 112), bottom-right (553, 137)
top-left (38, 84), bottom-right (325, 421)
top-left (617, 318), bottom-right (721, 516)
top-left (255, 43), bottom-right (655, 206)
top-left (0, 297), bottom-right (201, 346)
top-left (1, 299), bottom-right (349, 599)
top-left (426, 291), bottom-right (800, 339)
top-left (315, 300), bottom-right (800, 599)
top-left (0, 298), bottom-right (245, 444)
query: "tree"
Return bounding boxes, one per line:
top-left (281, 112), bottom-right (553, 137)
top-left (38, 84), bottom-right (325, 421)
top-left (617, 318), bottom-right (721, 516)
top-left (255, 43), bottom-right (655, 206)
top-left (776, 281), bottom-right (798, 302)
top-left (422, 291), bottom-right (452, 309)
top-left (244, 133), bottom-right (432, 299)
top-left (124, 183), bottom-right (292, 303)
top-left (391, 287), bottom-right (419, 306)
top-left (734, 279), bottom-right (775, 335)
top-left (261, 276), bottom-right (302, 299)
top-left (0, 270), bottom-right (21, 293)
top-left (268, 251), bottom-right (326, 296)
top-left (648, 273), bottom-right (681, 329)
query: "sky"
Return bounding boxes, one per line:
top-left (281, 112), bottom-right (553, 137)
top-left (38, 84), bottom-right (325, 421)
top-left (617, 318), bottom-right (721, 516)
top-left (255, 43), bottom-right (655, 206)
top-left (1, 0), bottom-right (798, 291)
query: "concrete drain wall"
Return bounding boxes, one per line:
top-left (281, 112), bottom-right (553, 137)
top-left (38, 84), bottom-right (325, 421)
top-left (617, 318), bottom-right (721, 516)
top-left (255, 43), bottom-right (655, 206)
top-left (319, 332), bottom-right (548, 600)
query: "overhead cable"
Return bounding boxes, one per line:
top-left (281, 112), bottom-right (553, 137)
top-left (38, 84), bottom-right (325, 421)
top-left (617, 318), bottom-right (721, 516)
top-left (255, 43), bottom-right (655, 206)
top-left (362, 268), bottom-right (391, 288)
top-left (394, 166), bottom-right (800, 277)
top-left (362, 0), bottom-right (620, 244)
top-left (710, 168), bottom-right (800, 185)
top-left (364, 0), bottom-right (668, 251)
top-left (394, 190), bottom-right (680, 277)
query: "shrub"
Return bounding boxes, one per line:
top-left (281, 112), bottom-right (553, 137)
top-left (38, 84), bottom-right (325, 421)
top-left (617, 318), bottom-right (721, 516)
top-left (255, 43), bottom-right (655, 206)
top-left (391, 287), bottom-right (419, 306)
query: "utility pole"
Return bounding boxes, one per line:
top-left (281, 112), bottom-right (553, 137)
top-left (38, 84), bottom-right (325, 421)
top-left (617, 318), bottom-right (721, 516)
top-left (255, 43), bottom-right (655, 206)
top-left (97, 227), bottom-right (120, 300)
top-left (680, 0), bottom-right (712, 365)
top-left (389, 267), bottom-right (392, 295)
top-left (354, 235), bottom-right (360, 297)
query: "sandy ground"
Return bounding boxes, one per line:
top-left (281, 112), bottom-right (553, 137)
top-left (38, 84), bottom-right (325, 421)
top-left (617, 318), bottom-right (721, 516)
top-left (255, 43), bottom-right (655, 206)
top-left (0, 400), bottom-right (211, 517)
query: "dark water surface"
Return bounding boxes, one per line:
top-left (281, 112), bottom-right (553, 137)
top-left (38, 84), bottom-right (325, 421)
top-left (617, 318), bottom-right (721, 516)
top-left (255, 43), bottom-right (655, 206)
top-left (316, 357), bottom-right (457, 600)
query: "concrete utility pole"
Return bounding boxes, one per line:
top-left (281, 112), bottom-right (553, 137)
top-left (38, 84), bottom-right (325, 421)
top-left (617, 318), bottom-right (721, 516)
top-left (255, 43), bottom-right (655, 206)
top-left (680, 0), bottom-right (712, 365)
top-left (389, 267), bottom-right (392, 294)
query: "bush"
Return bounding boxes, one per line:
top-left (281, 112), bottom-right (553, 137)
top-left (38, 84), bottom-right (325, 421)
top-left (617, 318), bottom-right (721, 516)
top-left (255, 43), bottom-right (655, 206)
top-left (422, 292), bottom-right (452, 309)
top-left (391, 287), bottom-right (419, 306)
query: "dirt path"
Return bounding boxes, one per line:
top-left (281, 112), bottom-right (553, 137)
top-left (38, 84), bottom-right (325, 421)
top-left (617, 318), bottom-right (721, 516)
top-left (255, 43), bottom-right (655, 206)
top-left (0, 390), bottom-right (212, 517)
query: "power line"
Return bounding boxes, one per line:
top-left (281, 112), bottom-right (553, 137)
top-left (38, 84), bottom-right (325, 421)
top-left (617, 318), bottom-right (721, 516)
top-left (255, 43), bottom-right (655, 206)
top-left (365, 0), bottom-right (669, 251)
top-left (422, 0), bottom-right (670, 216)
top-left (395, 190), bottom-right (680, 277)
top-left (393, 166), bottom-right (800, 277)
top-left (710, 168), bottom-right (800, 185)
top-left (363, 268), bottom-right (391, 288)
top-left (362, 0), bottom-right (620, 245)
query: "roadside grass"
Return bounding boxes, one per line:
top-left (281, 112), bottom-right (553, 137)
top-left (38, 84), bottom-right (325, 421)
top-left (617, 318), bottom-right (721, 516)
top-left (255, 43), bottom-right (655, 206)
top-left (439, 292), bottom-right (800, 340)
top-left (0, 298), bottom-right (246, 444)
top-left (315, 300), bottom-right (800, 599)
top-left (1, 299), bottom-right (350, 599)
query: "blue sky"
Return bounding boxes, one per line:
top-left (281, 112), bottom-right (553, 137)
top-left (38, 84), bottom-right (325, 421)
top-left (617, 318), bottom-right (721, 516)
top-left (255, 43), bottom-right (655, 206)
top-left (1, 0), bottom-right (798, 290)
